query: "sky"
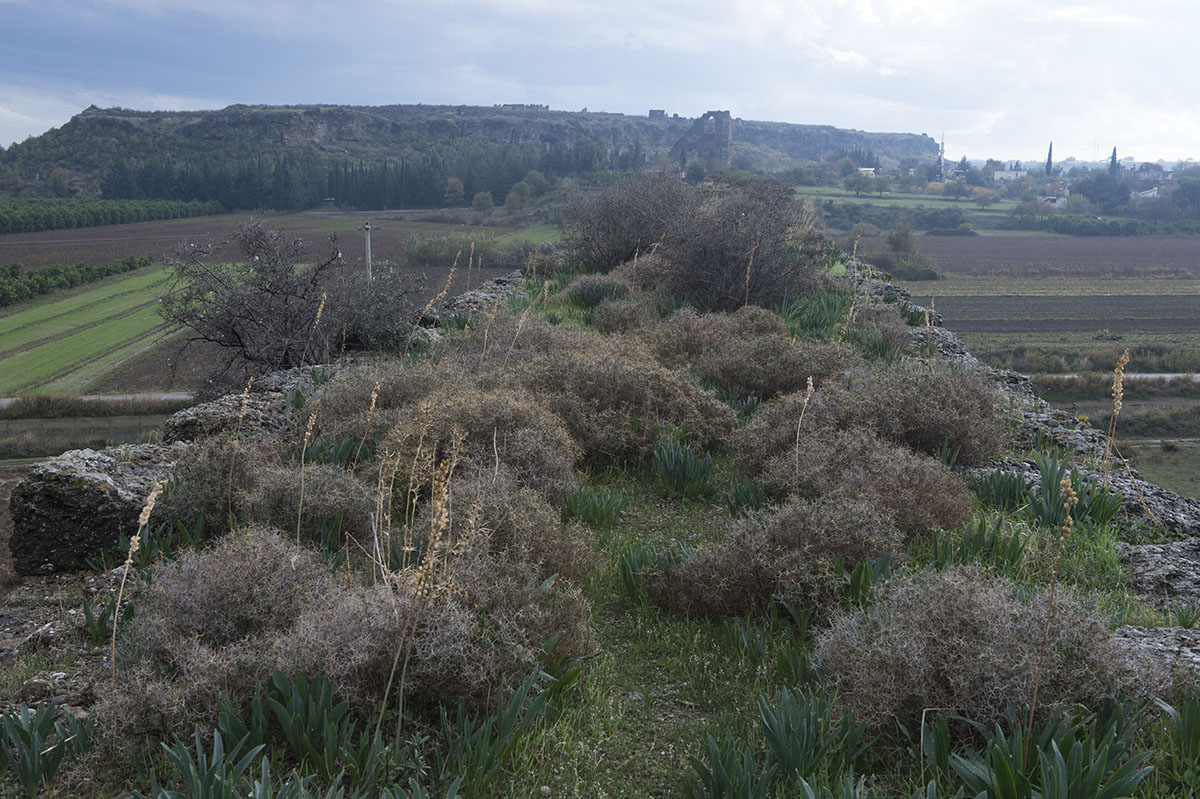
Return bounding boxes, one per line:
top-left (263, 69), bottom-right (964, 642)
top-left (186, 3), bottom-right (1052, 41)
top-left (1, 0), bottom-right (1198, 164)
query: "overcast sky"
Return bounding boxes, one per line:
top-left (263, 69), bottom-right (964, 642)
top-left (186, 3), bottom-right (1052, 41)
top-left (2, 0), bottom-right (1197, 164)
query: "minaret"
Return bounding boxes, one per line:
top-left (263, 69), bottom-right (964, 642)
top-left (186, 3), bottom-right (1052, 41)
top-left (937, 133), bottom-right (946, 182)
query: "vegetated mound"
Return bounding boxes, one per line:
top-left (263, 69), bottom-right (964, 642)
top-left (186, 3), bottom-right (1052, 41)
top-left (14, 174), bottom-right (1073, 799)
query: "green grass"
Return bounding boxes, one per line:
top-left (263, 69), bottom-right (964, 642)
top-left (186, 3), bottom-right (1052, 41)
top-left (496, 223), bottom-right (560, 244)
top-left (0, 268), bottom-right (168, 342)
top-left (1123, 442), bottom-right (1200, 501)
top-left (0, 266), bottom-right (171, 395)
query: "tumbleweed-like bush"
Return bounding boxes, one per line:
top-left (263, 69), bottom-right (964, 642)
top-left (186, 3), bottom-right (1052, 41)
top-left (736, 416), bottom-right (972, 537)
top-left (378, 383), bottom-right (581, 500)
top-left (805, 361), bottom-right (1006, 466)
top-left (515, 339), bottom-right (735, 466)
top-left (646, 306), bottom-right (859, 401)
top-left (650, 490), bottom-right (901, 621)
top-left (815, 565), bottom-right (1155, 732)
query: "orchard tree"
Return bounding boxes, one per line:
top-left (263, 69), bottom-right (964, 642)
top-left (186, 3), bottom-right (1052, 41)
top-left (944, 180), bottom-right (970, 201)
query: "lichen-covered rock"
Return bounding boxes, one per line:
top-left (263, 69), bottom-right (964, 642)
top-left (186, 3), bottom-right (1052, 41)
top-left (162, 391), bottom-right (289, 443)
top-left (1114, 625), bottom-right (1200, 682)
top-left (438, 270), bottom-right (524, 318)
top-left (8, 444), bottom-right (185, 575)
top-left (1117, 538), bottom-right (1200, 609)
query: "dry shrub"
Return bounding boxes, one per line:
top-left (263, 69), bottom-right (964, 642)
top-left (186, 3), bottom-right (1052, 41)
top-left (441, 467), bottom-right (595, 582)
top-left (103, 520), bottom-right (591, 735)
top-left (273, 580), bottom-right (474, 717)
top-left (560, 175), bottom-right (690, 273)
top-left (379, 383), bottom-right (580, 499)
top-left (154, 437), bottom-right (256, 533)
top-left (650, 491), bottom-right (901, 621)
top-left (647, 307), bottom-right (859, 400)
top-left (806, 361), bottom-right (1006, 466)
top-left (816, 565), bottom-right (1153, 731)
top-left (515, 339), bottom-right (735, 466)
top-left (523, 250), bottom-right (564, 280)
top-left (100, 528), bottom-right (333, 736)
top-left (847, 302), bottom-right (913, 357)
top-left (434, 309), bottom-right (593, 370)
top-left (736, 410), bottom-right (972, 536)
top-left (591, 298), bottom-right (657, 334)
top-left (282, 485), bottom-right (591, 715)
top-left (242, 463), bottom-right (376, 547)
top-left (314, 359), bottom-right (461, 442)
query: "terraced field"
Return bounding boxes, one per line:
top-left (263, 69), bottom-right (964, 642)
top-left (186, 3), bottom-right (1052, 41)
top-left (888, 234), bottom-right (1200, 374)
top-left (0, 266), bottom-right (171, 395)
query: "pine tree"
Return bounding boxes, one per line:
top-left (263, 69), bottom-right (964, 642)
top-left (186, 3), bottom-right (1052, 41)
top-left (1045, 142), bottom-right (1053, 177)
top-left (1109, 147), bottom-right (1119, 176)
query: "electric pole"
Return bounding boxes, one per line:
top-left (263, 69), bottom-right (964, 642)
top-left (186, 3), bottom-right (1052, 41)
top-left (354, 221), bottom-right (373, 282)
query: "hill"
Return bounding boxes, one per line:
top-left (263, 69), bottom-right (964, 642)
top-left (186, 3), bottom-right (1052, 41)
top-left (0, 103), bottom-right (938, 202)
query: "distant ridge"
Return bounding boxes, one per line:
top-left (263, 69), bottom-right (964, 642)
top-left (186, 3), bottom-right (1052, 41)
top-left (0, 104), bottom-right (938, 199)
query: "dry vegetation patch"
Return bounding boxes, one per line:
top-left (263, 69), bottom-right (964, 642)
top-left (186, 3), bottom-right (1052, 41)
top-left (650, 491), bottom-right (901, 621)
top-left (379, 383), bottom-right (580, 499)
top-left (737, 410), bottom-right (973, 536)
top-left (515, 340), bottom-right (735, 466)
top-left (815, 565), bottom-right (1156, 732)
top-left (805, 361), bottom-right (1006, 466)
top-left (647, 306), bottom-right (860, 401)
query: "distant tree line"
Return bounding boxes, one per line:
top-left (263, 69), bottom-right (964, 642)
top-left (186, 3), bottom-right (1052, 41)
top-left (0, 198), bottom-right (221, 235)
top-left (101, 152), bottom-right (328, 211)
top-left (98, 139), bottom-right (647, 212)
top-left (0, 254), bottom-right (153, 308)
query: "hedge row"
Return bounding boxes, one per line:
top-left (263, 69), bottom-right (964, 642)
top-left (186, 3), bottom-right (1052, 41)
top-left (0, 198), bottom-right (222, 235)
top-left (0, 254), bottom-right (154, 308)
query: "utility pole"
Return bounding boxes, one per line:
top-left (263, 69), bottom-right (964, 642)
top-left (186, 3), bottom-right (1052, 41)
top-left (354, 221), bottom-right (373, 282)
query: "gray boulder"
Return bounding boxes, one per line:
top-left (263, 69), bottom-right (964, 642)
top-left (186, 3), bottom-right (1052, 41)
top-left (1115, 624), bottom-right (1200, 682)
top-left (1117, 538), bottom-right (1200, 609)
top-left (162, 390), bottom-right (289, 443)
top-left (8, 444), bottom-right (185, 575)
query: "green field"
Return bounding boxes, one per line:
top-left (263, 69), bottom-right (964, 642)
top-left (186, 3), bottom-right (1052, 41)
top-left (0, 211), bottom-right (563, 396)
top-left (0, 266), bottom-right (171, 395)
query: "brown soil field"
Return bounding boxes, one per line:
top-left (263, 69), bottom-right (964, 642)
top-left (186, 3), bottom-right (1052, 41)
top-left (937, 294), bottom-right (1200, 333)
top-left (912, 234), bottom-right (1200, 278)
top-left (0, 209), bottom-right (519, 270)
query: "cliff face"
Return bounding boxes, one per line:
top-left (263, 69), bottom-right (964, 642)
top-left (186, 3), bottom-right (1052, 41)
top-left (1, 104), bottom-right (937, 196)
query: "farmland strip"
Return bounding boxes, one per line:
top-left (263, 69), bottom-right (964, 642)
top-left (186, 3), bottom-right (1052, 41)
top-left (0, 305), bottom-right (167, 395)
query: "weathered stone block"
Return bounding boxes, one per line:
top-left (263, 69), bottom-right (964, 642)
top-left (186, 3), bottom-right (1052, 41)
top-left (8, 444), bottom-right (184, 575)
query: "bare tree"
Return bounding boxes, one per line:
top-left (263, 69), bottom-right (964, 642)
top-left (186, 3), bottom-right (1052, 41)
top-left (161, 221), bottom-right (419, 382)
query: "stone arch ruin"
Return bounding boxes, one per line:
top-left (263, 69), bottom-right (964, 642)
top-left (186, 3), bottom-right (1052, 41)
top-left (669, 110), bottom-right (733, 169)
